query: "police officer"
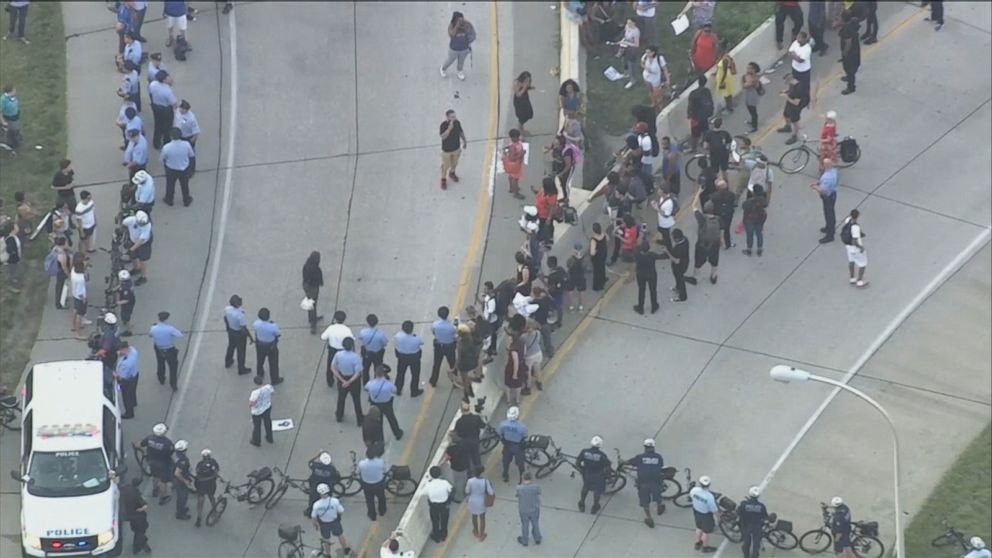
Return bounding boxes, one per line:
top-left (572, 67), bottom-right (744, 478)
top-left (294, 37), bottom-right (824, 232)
top-left (967, 537), bottom-right (991, 558)
top-left (148, 70), bottom-right (178, 149)
top-left (140, 423), bottom-right (174, 505)
top-left (358, 446), bottom-right (388, 521)
top-left (149, 311), bottom-right (183, 390)
top-left (310, 483), bottom-right (352, 557)
top-left (430, 306), bottom-right (457, 387)
top-left (497, 406), bottom-right (528, 483)
top-left (307, 451), bottom-right (341, 516)
top-left (331, 337), bottom-right (364, 426)
top-left (194, 449), bottom-right (221, 528)
top-left (123, 127), bottom-right (149, 180)
top-left (830, 496), bottom-right (853, 558)
top-left (223, 294), bottom-right (253, 375)
top-left (365, 364), bottom-right (403, 440)
top-left (97, 312), bottom-right (121, 371)
top-left (172, 440), bottom-right (193, 520)
top-left (160, 127), bottom-right (195, 206)
top-left (690, 475), bottom-right (718, 552)
top-left (359, 313), bottom-right (388, 385)
top-left (116, 269), bottom-right (136, 336)
top-left (628, 438), bottom-right (665, 528)
top-left (132, 169), bottom-right (155, 214)
top-left (173, 100), bottom-right (199, 175)
top-left (253, 307), bottom-right (281, 384)
top-left (115, 341), bottom-right (140, 419)
top-left (576, 436), bottom-right (611, 514)
top-left (121, 210), bottom-right (152, 284)
top-left (394, 320), bottom-right (424, 396)
top-left (738, 486), bottom-right (767, 558)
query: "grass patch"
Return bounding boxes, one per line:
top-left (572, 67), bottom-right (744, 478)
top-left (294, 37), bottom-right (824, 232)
top-left (586, 1), bottom-right (774, 136)
top-left (904, 423), bottom-right (991, 557)
top-left (0, 1), bottom-right (68, 388)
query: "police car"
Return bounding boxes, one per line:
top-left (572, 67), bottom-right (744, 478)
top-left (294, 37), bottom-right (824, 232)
top-left (10, 361), bottom-right (125, 557)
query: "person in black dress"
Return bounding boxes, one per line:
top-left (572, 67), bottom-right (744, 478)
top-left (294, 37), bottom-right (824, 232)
top-left (302, 251), bottom-right (324, 334)
top-left (513, 71), bottom-right (535, 136)
top-left (589, 222), bottom-right (608, 291)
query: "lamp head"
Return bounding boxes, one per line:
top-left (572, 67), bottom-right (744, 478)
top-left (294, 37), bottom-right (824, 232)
top-left (770, 365), bottom-right (811, 384)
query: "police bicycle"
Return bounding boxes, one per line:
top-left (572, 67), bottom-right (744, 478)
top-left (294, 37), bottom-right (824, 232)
top-left (777, 134), bottom-right (861, 174)
top-left (608, 452), bottom-right (683, 500)
top-left (265, 467), bottom-right (312, 510)
top-left (930, 518), bottom-right (972, 553)
top-left (204, 467), bottom-right (277, 526)
top-left (276, 524), bottom-right (328, 558)
top-left (0, 385), bottom-right (21, 431)
top-left (130, 442), bottom-right (153, 477)
top-left (333, 450), bottom-right (419, 499)
top-left (798, 502), bottom-right (884, 558)
top-left (718, 506), bottom-right (799, 551)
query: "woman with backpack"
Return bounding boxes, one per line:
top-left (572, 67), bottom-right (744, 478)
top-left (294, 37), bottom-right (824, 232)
top-left (741, 184), bottom-right (768, 257)
top-left (741, 62), bottom-right (763, 133)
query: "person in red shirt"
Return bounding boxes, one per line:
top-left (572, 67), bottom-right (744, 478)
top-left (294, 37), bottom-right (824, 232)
top-left (502, 129), bottom-right (526, 199)
top-left (615, 214), bottom-right (640, 279)
top-left (532, 177), bottom-right (559, 247)
top-left (690, 23), bottom-right (718, 75)
top-left (818, 110), bottom-right (838, 173)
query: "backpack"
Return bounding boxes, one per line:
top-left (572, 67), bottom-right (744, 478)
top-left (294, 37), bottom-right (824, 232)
top-left (558, 202), bottom-right (578, 225)
top-left (756, 81), bottom-right (766, 96)
top-left (649, 133), bottom-right (660, 157)
top-left (668, 196), bottom-right (680, 216)
top-left (839, 138), bottom-right (859, 163)
top-left (44, 248), bottom-right (61, 277)
top-left (840, 220), bottom-right (854, 245)
top-left (702, 214), bottom-right (722, 246)
top-left (547, 267), bottom-right (568, 295)
top-left (174, 35), bottom-right (188, 62)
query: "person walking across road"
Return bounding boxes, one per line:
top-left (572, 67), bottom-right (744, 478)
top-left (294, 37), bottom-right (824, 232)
top-left (839, 10), bottom-right (861, 95)
top-left (310, 484), bottom-right (352, 556)
top-left (577, 436), bottom-right (610, 514)
top-left (811, 157), bottom-right (838, 243)
top-left (302, 251), bottom-right (325, 334)
top-left (248, 376), bottom-right (274, 446)
top-left (841, 209), bottom-right (868, 288)
top-left (148, 71), bottom-right (177, 149)
top-left (633, 242), bottom-right (664, 315)
top-left (738, 486), bottom-right (768, 558)
top-left (394, 320), bottom-right (424, 396)
top-left (365, 363), bottom-right (403, 440)
top-left (690, 475), bottom-right (719, 552)
top-left (466, 467), bottom-right (495, 541)
top-left (440, 11), bottom-right (475, 81)
top-left (498, 406), bottom-right (528, 483)
top-left (359, 313), bottom-right (387, 385)
top-left (516, 472), bottom-right (542, 546)
top-left (163, 0), bottom-right (188, 47)
top-left (173, 99), bottom-right (199, 175)
top-left (778, 72), bottom-right (810, 146)
top-left (439, 109), bottom-right (467, 190)
top-left (115, 341), bottom-right (140, 419)
top-left (426, 466), bottom-right (453, 543)
top-left (161, 127), bottom-right (195, 206)
top-left (502, 129), bottom-right (526, 199)
top-left (253, 307), bottom-right (281, 384)
top-left (149, 311), bottom-right (182, 390)
top-left (224, 294), bottom-right (253, 374)
top-left (512, 71), bottom-right (535, 135)
top-left (332, 337), bottom-right (364, 426)
top-left (321, 310), bottom-right (353, 388)
top-left (627, 438), bottom-right (665, 528)
top-left (430, 306), bottom-right (457, 387)
top-left (358, 446), bottom-right (388, 521)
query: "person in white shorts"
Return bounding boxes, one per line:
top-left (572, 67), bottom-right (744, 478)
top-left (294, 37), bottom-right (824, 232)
top-left (163, 1), bottom-right (188, 48)
top-left (521, 320), bottom-right (543, 395)
top-left (841, 209), bottom-right (868, 288)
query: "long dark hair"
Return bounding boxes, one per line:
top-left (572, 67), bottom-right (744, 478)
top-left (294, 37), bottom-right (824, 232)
top-left (450, 11), bottom-right (464, 25)
top-left (304, 251), bottom-right (320, 269)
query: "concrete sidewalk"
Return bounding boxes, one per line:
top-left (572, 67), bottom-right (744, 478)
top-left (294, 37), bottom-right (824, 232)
top-left (436, 2), bottom-right (992, 557)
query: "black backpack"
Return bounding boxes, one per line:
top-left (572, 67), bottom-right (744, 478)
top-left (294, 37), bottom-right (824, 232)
top-left (840, 220), bottom-right (854, 245)
top-left (174, 36), bottom-right (189, 62)
top-left (649, 133), bottom-right (660, 157)
top-left (839, 138), bottom-right (859, 163)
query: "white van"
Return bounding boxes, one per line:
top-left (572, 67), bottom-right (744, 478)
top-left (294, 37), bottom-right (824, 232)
top-left (11, 360), bottom-right (124, 557)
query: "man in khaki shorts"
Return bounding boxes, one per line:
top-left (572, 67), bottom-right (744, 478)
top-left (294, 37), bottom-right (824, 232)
top-left (439, 109), bottom-right (467, 190)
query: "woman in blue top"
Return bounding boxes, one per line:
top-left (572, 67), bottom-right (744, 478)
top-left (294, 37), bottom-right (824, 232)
top-left (440, 11), bottom-right (475, 81)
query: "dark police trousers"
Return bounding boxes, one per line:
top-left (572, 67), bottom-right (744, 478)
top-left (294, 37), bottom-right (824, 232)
top-left (224, 326), bottom-right (249, 372)
top-left (371, 399), bottom-right (402, 438)
top-left (164, 166), bottom-right (191, 205)
top-left (175, 482), bottom-right (190, 518)
top-left (430, 341), bottom-right (456, 386)
top-left (362, 480), bottom-right (387, 519)
top-left (154, 346), bottom-right (179, 389)
top-left (335, 376), bottom-right (363, 424)
top-left (120, 375), bottom-right (139, 417)
top-left (151, 104), bottom-right (172, 148)
top-left (501, 441), bottom-right (525, 479)
top-left (429, 500), bottom-right (450, 541)
top-left (325, 346), bottom-right (340, 388)
top-left (129, 512), bottom-right (150, 552)
top-left (361, 347), bottom-right (384, 385)
top-left (395, 350), bottom-right (422, 393)
top-left (580, 474), bottom-right (606, 506)
top-left (255, 340), bottom-right (280, 382)
top-left (821, 192), bottom-right (837, 236)
top-left (742, 527), bottom-right (762, 558)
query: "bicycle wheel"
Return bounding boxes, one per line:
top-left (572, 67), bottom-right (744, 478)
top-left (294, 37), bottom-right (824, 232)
top-left (684, 154), bottom-right (706, 183)
top-left (205, 496), bottom-right (227, 526)
top-left (265, 482), bottom-right (289, 510)
top-left (534, 459), bottom-right (564, 480)
top-left (603, 471), bottom-right (627, 495)
top-left (1, 406), bottom-right (21, 430)
top-left (480, 432), bottom-right (499, 455)
top-left (661, 478), bottom-right (682, 500)
top-left (778, 146), bottom-right (810, 174)
top-left (930, 532), bottom-right (958, 548)
top-left (853, 535), bottom-right (884, 558)
top-left (719, 516), bottom-right (742, 543)
top-left (387, 478), bottom-right (417, 498)
top-left (673, 491), bottom-right (692, 508)
top-left (335, 477), bottom-right (363, 498)
top-left (836, 146), bottom-right (860, 169)
top-left (799, 529), bottom-right (833, 554)
top-left (248, 478), bottom-right (275, 504)
top-left (523, 448), bottom-right (552, 469)
top-left (135, 448), bottom-right (151, 477)
top-left (277, 541), bottom-right (303, 558)
top-left (767, 529), bottom-right (799, 550)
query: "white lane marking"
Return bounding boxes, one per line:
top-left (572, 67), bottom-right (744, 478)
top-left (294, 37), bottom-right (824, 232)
top-left (713, 227), bottom-right (991, 557)
top-left (167, 10), bottom-right (238, 430)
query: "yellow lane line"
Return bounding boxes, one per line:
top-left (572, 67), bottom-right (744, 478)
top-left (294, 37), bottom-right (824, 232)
top-left (356, 2), bottom-right (501, 556)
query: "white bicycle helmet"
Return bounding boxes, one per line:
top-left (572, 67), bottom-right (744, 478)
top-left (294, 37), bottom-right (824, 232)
top-left (971, 537), bottom-right (986, 550)
top-left (699, 475), bottom-right (712, 487)
top-left (152, 423), bottom-right (167, 436)
top-left (643, 438), bottom-right (656, 448)
top-left (131, 170), bottom-right (150, 185)
top-left (317, 483), bottom-right (330, 495)
top-left (175, 440), bottom-right (188, 451)
top-left (104, 312), bottom-right (118, 325)
top-left (506, 406), bottom-right (520, 420)
top-left (748, 486), bottom-right (760, 498)
top-left (590, 436), bottom-right (603, 448)
top-left (831, 496), bottom-right (843, 507)
top-left (319, 452), bottom-right (332, 465)
top-left (201, 448), bottom-right (212, 457)
top-left (118, 269), bottom-right (131, 281)
top-left (135, 210), bottom-right (149, 225)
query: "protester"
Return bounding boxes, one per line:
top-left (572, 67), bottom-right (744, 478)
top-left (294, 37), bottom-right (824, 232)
top-left (741, 62), bottom-right (763, 133)
top-left (713, 48), bottom-right (737, 113)
top-left (440, 11), bottom-right (475, 81)
top-left (839, 11), bottom-right (861, 95)
top-left (516, 472), bottom-right (543, 546)
top-left (512, 71), bottom-right (535, 135)
top-left (439, 109), bottom-right (467, 190)
top-left (466, 467), bottom-right (495, 541)
top-left (775, 1), bottom-right (804, 50)
top-left (841, 209), bottom-right (868, 288)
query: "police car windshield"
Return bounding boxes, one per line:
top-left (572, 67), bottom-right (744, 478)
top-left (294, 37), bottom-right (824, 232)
top-left (27, 449), bottom-right (110, 497)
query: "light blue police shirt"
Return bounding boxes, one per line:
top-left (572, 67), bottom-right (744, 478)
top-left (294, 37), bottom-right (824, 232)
top-left (253, 319), bottom-right (280, 343)
top-left (125, 114), bottom-right (144, 136)
top-left (124, 134), bottom-right (148, 166)
top-left (149, 80), bottom-right (177, 107)
top-left (394, 332), bottom-right (423, 355)
top-left (365, 378), bottom-right (396, 403)
top-left (149, 322), bottom-right (183, 349)
top-left (690, 486), bottom-right (719, 514)
top-left (359, 326), bottom-right (387, 352)
top-left (116, 347), bottom-right (139, 379)
top-left (432, 319), bottom-right (456, 345)
top-left (135, 175), bottom-right (155, 204)
top-left (124, 40), bottom-right (142, 68)
top-left (358, 457), bottom-right (387, 484)
top-left (332, 350), bottom-right (362, 378)
top-left (174, 109), bottom-right (200, 138)
top-left (224, 305), bottom-right (247, 331)
top-left (161, 139), bottom-right (194, 171)
top-left (497, 420), bottom-right (528, 443)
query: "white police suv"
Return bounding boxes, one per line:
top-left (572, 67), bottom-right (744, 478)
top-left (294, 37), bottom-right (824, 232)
top-left (11, 360), bottom-right (124, 557)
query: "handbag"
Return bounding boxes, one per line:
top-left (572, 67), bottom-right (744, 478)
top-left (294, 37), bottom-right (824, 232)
top-left (300, 297), bottom-right (315, 311)
top-left (484, 480), bottom-right (495, 507)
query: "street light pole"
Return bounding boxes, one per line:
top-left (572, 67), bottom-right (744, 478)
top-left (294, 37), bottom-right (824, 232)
top-left (769, 365), bottom-right (905, 558)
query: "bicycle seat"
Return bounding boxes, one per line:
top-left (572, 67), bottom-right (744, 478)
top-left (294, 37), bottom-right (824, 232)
top-left (0, 394), bottom-right (17, 406)
top-left (856, 521), bottom-right (879, 536)
top-left (661, 466), bottom-right (677, 479)
top-left (249, 467), bottom-right (272, 481)
top-left (278, 524), bottom-right (301, 542)
top-left (389, 465), bottom-right (412, 481)
top-left (718, 496), bottom-right (737, 511)
top-left (525, 435), bottom-right (551, 450)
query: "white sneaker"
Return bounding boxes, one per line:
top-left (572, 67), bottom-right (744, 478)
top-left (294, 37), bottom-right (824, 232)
top-left (849, 277), bottom-right (857, 284)
top-left (457, 72), bottom-right (466, 81)
top-left (82, 318), bottom-right (94, 326)
top-left (439, 66), bottom-right (447, 77)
